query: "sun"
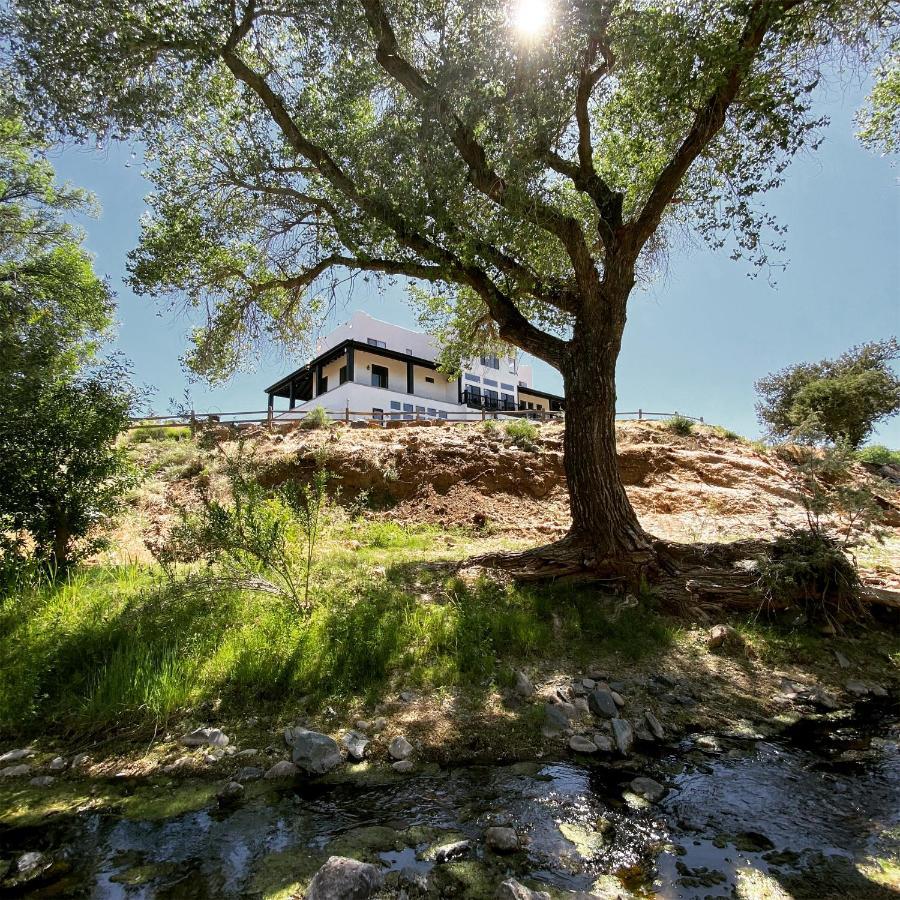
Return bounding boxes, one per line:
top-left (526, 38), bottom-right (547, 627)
top-left (511, 0), bottom-right (552, 39)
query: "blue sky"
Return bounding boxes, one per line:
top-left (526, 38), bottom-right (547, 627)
top-left (51, 82), bottom-right (899, 444)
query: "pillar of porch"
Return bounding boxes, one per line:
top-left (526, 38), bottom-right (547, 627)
top-left (346, 346), bottom-right (355, 383)
top-left (406, 360), bottom-right (414, 394)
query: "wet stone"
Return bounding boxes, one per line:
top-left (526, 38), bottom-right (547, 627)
top-left (485, 826), bottom-right (519, 852)
top-left (0, 764), bottom-right (31, 778)
top-left (307, 855), bottom-right (383, 899)
top-left (341, 730), bottom-right (370, 761)
top-left (433, 840), bottom-right (470, 863)
top-left (264, 760), bottom-right (299, 779)
top-left (588, 687), bottom-right (619, 719)
top-left (629, 776), bottom-right (667, 803)
top-left (612, 719), bottom-right (634, 755)
top-left (496, 877), bottom-right (551, 899)
top-left (569, 735), bottom-right (598, 754)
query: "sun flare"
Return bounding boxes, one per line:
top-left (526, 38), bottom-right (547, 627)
top-left (511, 0), bottom-right (552, 39)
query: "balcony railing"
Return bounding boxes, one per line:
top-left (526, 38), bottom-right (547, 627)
top-left (461, 389), bottom-right (517, 412)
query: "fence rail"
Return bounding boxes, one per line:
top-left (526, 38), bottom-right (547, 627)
top-left (128, 406), bottom-right (704, 430)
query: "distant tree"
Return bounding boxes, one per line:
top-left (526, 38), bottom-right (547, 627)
top-left (5, 1), bottom-right (896, 580)
top-left (755, 339), bottom-right (900, 448)
top-left (0, 101), bottom-right (134, 572)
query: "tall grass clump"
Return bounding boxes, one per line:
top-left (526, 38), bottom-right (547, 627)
top-left (299, 405), bottom-right (330, 430)
top-left (128, 423), bottom-right (193, 443)
top-left (665, 414), bottom-right (695, 436)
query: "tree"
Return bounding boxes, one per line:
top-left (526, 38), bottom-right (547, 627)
top-left (5, 0), bottom-right (896, 580)
top-left (755, 339), bottom-right (900, 448)
top-left (0, 101), bottom-right (134, 571)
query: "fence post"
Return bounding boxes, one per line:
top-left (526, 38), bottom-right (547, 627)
top-left (481, 406), bottom-right (485, 421)
top-left (267, 406), bottom-right (273, 430)
top-left (638, 408), bottom-right (642, 421)
top-left (189, 409), bottom-right (197, 436)
top-left (700, 417), bottom-right (704, 424)
top-left (345, 403), bottom-right (350, 424)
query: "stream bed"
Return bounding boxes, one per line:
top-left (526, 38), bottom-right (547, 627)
top-left (1, 699), bottom-right (898, 898)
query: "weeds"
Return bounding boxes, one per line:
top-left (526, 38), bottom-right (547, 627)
top-left (300, 405), bottom-right (330, 430)
top-left (504, 418), bottom-right (539, 449)
top-left (128, 424), bottom-right (192, 443)
top-left (665, 414), bottom-right (695, 436)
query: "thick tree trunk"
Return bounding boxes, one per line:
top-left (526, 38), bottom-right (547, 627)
top-left (560, 337), bottom-right (655, 575)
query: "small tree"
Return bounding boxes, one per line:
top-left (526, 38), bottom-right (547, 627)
top-left (756, 339), bottom-right (900, 448)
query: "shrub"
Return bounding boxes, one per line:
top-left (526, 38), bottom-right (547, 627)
top-left (300, 405), bottom-right (330, 430)
top-left (665, 414), bottom-right (695, 436)
top-left (855, 444), bottom-right (900, 466)
top-left (755, 338), bottom-right (900, 448)
top-left (710, 425), bottom-right (741, 441)
top-left (128, 423), bottom-right (192, 442)
top-left (504, 418), bottom-right (539, 449)
top-left (482, 419), bottom-right (499, 436)
top-left (757, 528), bottom-right (865, 624)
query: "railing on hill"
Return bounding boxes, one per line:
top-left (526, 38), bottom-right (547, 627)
top-left (128, 407), bottom-right (704, 430)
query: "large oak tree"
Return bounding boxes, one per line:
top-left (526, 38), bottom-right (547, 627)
top-left (5, 0), bottom-right (895, 580)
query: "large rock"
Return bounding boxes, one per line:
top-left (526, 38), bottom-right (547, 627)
top-left (48, 756), bottom-right (67, 771)
top-left (388, 735), bottom-right (413, 761)
top-left (544, 701), bottom-right (576, 733)
top-left (588, 687), bottom-right (619, 719)
top-left (612, 719), bottom-right (634, 755)
top-left (287, 729), bottom-right (343, 774)
top-left (496, 879), bottom-right (551, 900)
top-left (434, 840), bottom-right (470, 863)
top-left (568, 735), bottom-right (598, 754)
top-left (181, 727), bottom-right (229, 748)
top-left (0, 764), bottom-right (31, 778)
top-left (707, 624), bottom-right (743, 651)
top-left (514, 670), bottom-right (535, 697)
top-left (485, 826), bottom-right (519, 852)
top-left (341, 730), bottom-right (370, 761)
top-left (0, 748), bottom-right (32, 765)
top-left (629, 776), bottom-right (667, 803)
top-left (644, 711), bottom-right (665, 740)
top-left (306, 855), bottom-right (383, 900)
top-left (264, 760), bottom-right (299, 780)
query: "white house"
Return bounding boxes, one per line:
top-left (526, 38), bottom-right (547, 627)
top-left (264, 311), bottom-right (564, 422)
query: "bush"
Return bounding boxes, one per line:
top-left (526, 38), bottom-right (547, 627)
top-left (757, 529), bottom-right (865, 623)
top-left (504, 418), bottom-right (539, 449)
top-left (128, 423), bottom-right (192, 442)
top-left (665, 414), bottom-right (695, 436)
top-left (755, 338), bottom-right (900, 448)
top-left (300, 405), bottom-right (330, 430)
top-left (481, 419), bottom-right (499, 436)
top-left (855, 444), bottom-right (900, 466)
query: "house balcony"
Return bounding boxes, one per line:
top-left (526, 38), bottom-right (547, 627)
top-left (461, 389), bottom-right (517, 412)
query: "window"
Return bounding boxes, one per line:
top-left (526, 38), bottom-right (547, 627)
top-left (508, 360), bottom-right (517, 374)
top-left (464, 373), bottom-right (480, 383)
top-left (406, 348), bottom-right (414, 355)
top-left (425, 376), bottom-right (435, 384)
top-left (468, 386), bottom-right (481, 398)
top-left (317, 374), bottom-right (328, 394)
top-left (501, 393), bottom-right (514, 407)
top-left (402, 402), bottom-right (413, 421)
top-left (367, 338), bottom-right (386, 348)
top-left (483, 378), bottom-right (497, 387)
top-left (500, 382), bottom-right (514, 391)
top-left (389, 401), bottom-right (401, 410)
top-left (427, 407), bottom-right (436, 417)
top-left (527, 402), bottom-right (534, 410)
top-left (372, 408), bottom-right (384, 421)
top-left (480, 354), bottom-right (499, 368)
top-left (438, 411), bottom-right (448, 419)
top-left (339, 365), bottom-right (348, 385)
top-left (371, 364), bottom-right (388, 388)
top-left (536, 404), bottom-right (543, 410)
top-left (484, 388), bottom-right (498, 401)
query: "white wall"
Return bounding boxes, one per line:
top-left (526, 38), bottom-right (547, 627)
top-left (317, 310), bottom-right (439, 360)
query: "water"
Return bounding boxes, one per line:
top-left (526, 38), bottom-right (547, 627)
top-left (2, 700), bottom-right (897, 898)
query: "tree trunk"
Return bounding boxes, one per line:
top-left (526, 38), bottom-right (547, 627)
top-left (560, 335), bottom-right (655, 576)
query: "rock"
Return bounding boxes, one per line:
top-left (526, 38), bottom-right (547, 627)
top-left (0, 764), bottom-right (31, 778)
top-left (48, 756), bottom-right (67, 771)
top-left (544, 701), bottom-right (577, 733)
top-left (834, 650), bottom-right (851, 669)
top-left (592, 734), bottom-right (613, 753)
top-left (588, 687), bottom-right (619, 719)
top-left (634, 724), bottom-right (655, 743)
top-left (203, 753), bottom-right (219, 764)
top-left (610, 691), bottom-right (625, 708)
top-left (568, 735), bottom-right (598, 754)
top-left (354, 720), bottom-right (371, 732)
top-left (235, 748), bottom-right (258, 758)
top-left (612, 719), bottom-right (634, 755)
top-left (870, 683), bottom-right (888, 698)
top-left (217, 781), bottom-right (244, 805)
top-left (496, 878), bottom-right (551, 899)
top-left (388, 735), bottom-right (413, 761)
top-left (581, 678), bottom-right (596, 690)
top-left (695, 734), bottom-right (721, 753)
top-left (485, 826), bottom-right (519, 852)
top-left (629, 776), bottom-right (667, 803)
top-left (162, 756), bottom-right (195, 773)
top-left (236, 766), bottom-right (264, 781)
top-left (708, 623), bottom-right (743, 650)
top-left (181, 727), bottom-right (229, 748)
top-left (434, 840), bottom-right (470, 863)
top-left (264, 760), bottom-right (299, 779)
top-left (392, 759), bottom-right (413, 773)
top-left (844, 679), bottom-right (869, 697)
top-left (0, 748), bottom-right (32, 765)
top-left (371, 716), bottom-right (387, 733)
top-left (399, 690), bottom-right (415, 702)
top-left (16, 851), bottom-right (48, 877)
top-left (573, 697), bottom-right (590, 715)
top-left (71, 753), bottom-right (90, 769)
top-left (28, 776), bottom-right (55, 787)
top-left (306, 855), bottom-right (383, 899)
top-left (287, 729), bottom-right (343, 774)
top-left (645, 711), bottom-right (665, 740)
top-left (341, 730), bottom-right (370, 761)
top-left (514, 670), bottom-right (534, 697)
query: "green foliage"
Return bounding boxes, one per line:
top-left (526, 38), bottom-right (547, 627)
top-left (128, 424), bottom-right (192, 443)
top-left (756, 528), bottom-right (864, 624)
top-left (855, 444), bottom-right (900, 466)
top-left (299, 405), bottom-right (330, 430)
top-left (0, 527), bottom-right (675, 735)
top-left (481, 419), bottom-right (499, 436)
top-left (504, 418), bottom-right (539, 449)
top-left (665, 414), bottom-right (695, 436)
top-left (162, 442), bottom-right (331, 612)
top-left (857, 43), bottom-right (900, 155)
top-left (755, 339), bottom-right (900, 448)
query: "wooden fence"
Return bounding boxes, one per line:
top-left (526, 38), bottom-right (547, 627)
top-left (128, 406), bottom-right (704, 430)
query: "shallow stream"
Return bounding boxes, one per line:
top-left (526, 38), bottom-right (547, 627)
top-left (2, 700), bottom-right (898, 898)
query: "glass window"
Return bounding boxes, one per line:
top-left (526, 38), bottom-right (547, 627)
top-left (317, 374), bottom-right (328, 394)
top-left (483, 378), bottom-right (497, 387)
top-left (367, 338), bottom-right (386, 348)
top-left (402, 403), bottom-right (413, 412)
top-left (389, 401), bottom-right (401, 410)
top-left (438, 411), bottom-right (447, 419)
top-left (508, 360), bottom-right (517, 373)
top-left (501, 393), bottom-right (514, 406)
top-left (484, 389), bottom-right (498, 401)
top-left (372, 408), bottom-right (384, 421)
top-left (371, 364), bottom-right (388, 388)
top-left (415, 406), bottom-right (425, 413)
top-left (464, 373), bottom-right (480, 383)
top-left (500, 383), bottom-right (514, 390)
top-left (468, 386), bottom-right (481, 398)
top-left (427, 407), bottom-right (436, 416)
top-left (480, 354), bottom-right (499, 368)
top-left (425, 376), bottom-right (435, 384)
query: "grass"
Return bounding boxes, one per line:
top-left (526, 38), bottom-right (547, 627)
top-left (128, 424), bottom-right (193, 443)
top-left (664, 414), bottom-right (695, 436)
top-left (504, 418), bottom-right (540, 449)
top-left (0, 521), bottom-right (675, 738)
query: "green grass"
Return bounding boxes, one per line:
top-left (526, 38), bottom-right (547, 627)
top-left (128, 424), bottom-right (193, 443)
top-left (855, 444), bottom-right (900, 466)
top-left (0, 522), bottom-right (675, 738)
top-left (504, 418), bottom-right (540, 449)
top-left (664, 414), bottom-right (695, 436)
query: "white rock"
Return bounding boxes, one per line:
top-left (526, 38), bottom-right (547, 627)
top-left (28, 776), bottom-right (55, 787)
top-left (264, 760), bottom-right (299, 779)
top-left (629, 776), bottom-right (667, 803)
top-left (48, 756), bottom-right (67, 771)
top-left (568, 735), bottom-right (598, 754)
top-left (0, 764), bottom-right (31, 778)
top-left (0, 748), bottom-right (32, 765)
top-left (388, 735), bottom-right (413, 761)
top-left (71, 753), bottom-right (90, 769)
top-left (181, 727), bottom-right (229, 748)
top-left (391, 759), bottom-right (413, 773)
